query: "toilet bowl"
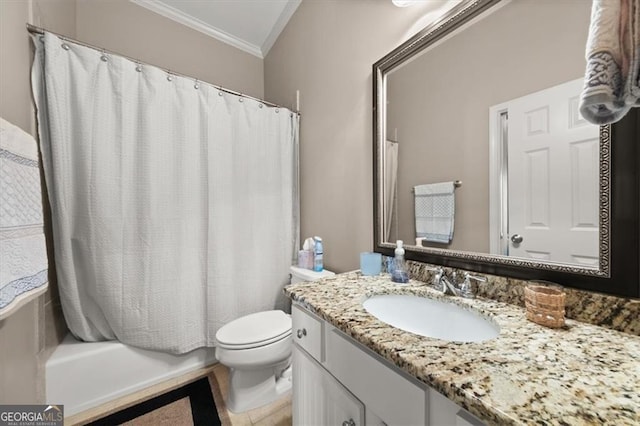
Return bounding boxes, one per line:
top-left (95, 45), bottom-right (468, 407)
top-left (215, 310), bottom-right (293, 413)
top-left (215, 266), bottom-right (335, 413)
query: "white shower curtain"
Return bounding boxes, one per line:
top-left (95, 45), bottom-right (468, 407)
top-left (31, 32), bottom-right (299, 354)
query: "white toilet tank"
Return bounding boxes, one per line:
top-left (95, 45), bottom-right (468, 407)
top-left (290, 266), bottom-right (335, 284)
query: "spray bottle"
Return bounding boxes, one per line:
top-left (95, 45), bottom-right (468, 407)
top-left (313, 236), bottom-right (323, 272)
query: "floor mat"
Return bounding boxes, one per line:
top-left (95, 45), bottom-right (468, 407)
top-left (86, 377), bottom-right (221, 426)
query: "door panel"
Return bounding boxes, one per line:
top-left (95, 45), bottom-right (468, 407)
top-left (507, 78), bottom-right (599, 265)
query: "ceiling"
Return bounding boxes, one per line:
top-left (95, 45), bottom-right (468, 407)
top-left (130, 0), bottom-right (302, 59)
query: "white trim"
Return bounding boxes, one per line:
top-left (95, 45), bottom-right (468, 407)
top-left (488, 103), bottom-right (508, 257)
top-left (130, 0), bottom-right (264, 58)
top-left (261, 0), bottom-right (301, 57)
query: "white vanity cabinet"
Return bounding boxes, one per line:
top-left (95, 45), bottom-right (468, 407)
top-left (291, 304), bottom-right (485, 426)
top-left (291, 305), bottom-right (364, 426)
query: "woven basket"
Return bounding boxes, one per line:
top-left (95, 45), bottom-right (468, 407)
top-left (524, 284), bottom-right (566, 328)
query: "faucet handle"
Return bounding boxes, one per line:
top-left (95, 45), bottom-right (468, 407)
top-left (465, 272), bottom-right (487, 282)
top-left (459, 272), bottom-right (485, 298)
top-left (426, 267), bottom-right (444, 285)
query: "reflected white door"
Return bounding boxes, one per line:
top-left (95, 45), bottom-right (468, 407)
top-left (506, 78), bottom-right (599, 266)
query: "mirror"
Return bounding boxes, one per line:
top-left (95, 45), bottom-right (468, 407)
top-left (373, 0), bottom-right (640, 297)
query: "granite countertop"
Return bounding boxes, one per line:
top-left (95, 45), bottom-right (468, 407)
top-left (284, 272), bottom-right (640, 426)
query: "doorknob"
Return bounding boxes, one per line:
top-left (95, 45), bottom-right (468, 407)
top-left (511, 234), bottom-right (523, 244)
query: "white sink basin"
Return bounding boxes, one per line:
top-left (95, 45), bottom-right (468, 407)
top-left (362, 294), bottom-right (500, 343)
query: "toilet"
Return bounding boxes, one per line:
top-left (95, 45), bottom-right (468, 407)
top-left (215, 266), bottom-right (334, 413)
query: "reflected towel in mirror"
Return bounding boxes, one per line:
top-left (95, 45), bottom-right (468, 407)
top-left (414, 181), bottom-right (455, 244)
top-left (580, 0), bottom-right (640, 124)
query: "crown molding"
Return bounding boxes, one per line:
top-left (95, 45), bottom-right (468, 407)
top-left (261, 0), bottom-right (301, 57)
top-left (130, 0), bottom-right (264, 58)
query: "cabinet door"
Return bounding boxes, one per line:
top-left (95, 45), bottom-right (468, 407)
top-left (293, 345), bottom-right (365, 426)
top-left (324, 325), bottom-right (427, 425)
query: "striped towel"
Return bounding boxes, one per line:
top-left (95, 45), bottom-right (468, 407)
top-left (414, 181), bottom-right (455, 244)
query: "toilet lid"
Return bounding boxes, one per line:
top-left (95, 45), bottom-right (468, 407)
top-left (216, 310), bottom-right (292, 349)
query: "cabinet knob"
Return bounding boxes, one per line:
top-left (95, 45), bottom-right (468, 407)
top-left (342, 419), bottom-right (355, 426)
top-left (296, 328), bottom-right (307, 339)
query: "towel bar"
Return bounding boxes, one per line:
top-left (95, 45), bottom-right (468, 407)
top-left (411, 180), bottom-right (461, 192)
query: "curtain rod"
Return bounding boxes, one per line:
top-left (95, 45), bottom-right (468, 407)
top-left (26, 23), bottom-right (299, 115)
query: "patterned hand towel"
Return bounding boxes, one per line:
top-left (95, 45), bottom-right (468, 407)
top-left (580, 0), bottom-right (640, 124)
top-left (0, 118), bottom-right (48, 320)
top-left (414, 181), bottom-right (455, 244)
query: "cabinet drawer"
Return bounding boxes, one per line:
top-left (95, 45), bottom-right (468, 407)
top-left (292, 304), bottom-right (323, 362)
top-left (325, 325), bottom-right (427, 425)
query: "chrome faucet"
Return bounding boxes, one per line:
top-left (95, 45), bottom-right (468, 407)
top-left (440, 274), bottom-right (461, 296)
top-left (428, 268), bottom-right (486, 298)
top-left (429, 267), bottom-right (460, 296)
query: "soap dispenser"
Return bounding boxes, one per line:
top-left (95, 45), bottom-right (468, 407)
top-left (391, 240), bottom-right (409, 283)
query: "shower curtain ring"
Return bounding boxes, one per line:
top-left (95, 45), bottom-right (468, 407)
top-left (100, 50), bottom-right (108, 62)
top-left (194, 80), bottom-right (200, 90)
top-left (135, 63), bottom-right (142, 72)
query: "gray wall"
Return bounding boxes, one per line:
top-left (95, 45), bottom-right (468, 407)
top-left (264, 0), bottom-right (454, 272)
top-left (387, 0), bottom-right (591, 252)
top-left (76, 0), bottom-right (264, 99)
top-left (0, 0), bottom-right (264, 403)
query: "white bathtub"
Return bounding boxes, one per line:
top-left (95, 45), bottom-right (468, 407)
top-left (46, 334), bottom-right (217, 416)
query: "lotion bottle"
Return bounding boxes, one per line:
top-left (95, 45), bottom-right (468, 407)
top-left (391, 240), bottom-right (409, 283)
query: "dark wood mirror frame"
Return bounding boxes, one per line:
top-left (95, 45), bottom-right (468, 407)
top-left (373, 0), bottom-right (640, 298)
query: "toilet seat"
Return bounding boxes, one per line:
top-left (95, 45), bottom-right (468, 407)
top-left (216, 310), bottom-right (292, 350)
